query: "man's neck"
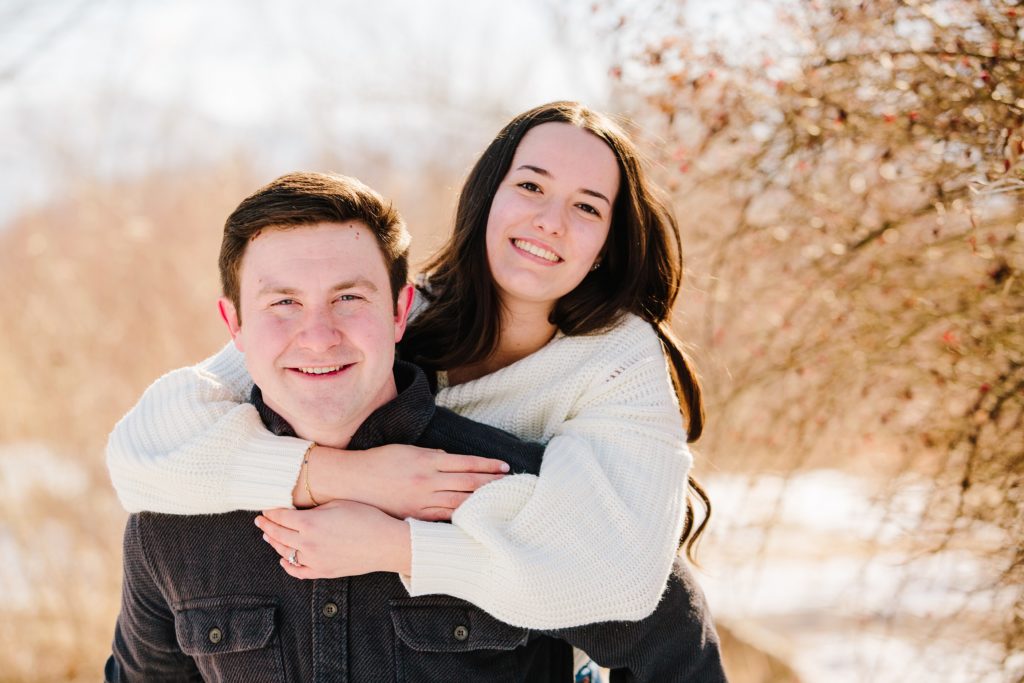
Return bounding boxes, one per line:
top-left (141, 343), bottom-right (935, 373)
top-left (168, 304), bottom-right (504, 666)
top-left (261, 381), bottom-right (399, 449)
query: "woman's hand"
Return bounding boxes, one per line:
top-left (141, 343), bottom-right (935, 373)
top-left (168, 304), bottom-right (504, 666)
top-left (300, 444), bottom-right (509, 521)
top-left (257, 501), bottom-right (411, 579)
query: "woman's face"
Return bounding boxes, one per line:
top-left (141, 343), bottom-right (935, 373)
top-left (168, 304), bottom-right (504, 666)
top-left (485, 122), bottom-right (620, 315)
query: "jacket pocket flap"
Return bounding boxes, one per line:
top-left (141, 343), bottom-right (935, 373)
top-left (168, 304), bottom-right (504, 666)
top-left (390, 597), bottom-right (529, 653)
top-left (174, 596), bottom-right (277, 656)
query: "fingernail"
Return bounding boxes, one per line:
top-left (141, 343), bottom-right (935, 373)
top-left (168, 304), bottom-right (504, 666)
top-left (500, 463), bottom-right (510, 472)
top-left (262, 533), bottom-right (269, 542)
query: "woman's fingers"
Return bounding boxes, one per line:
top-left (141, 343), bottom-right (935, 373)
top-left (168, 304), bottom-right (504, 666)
top-left (442, 472), bottom-right (504, 492)
top-left (255, 513), bottom-right (302, 548)
top-left (433, 490), bottom-right (472, 510)
top-left (258, 518), bottom-right (320, 579)
top-left (261, 531), bottom-right (293, 560)
top-left (280, 557), bottom-right (319, 580)
top-left (418, 507), bottom-right (455, 522)
top-left (435, 452), bottom-right (510, 474)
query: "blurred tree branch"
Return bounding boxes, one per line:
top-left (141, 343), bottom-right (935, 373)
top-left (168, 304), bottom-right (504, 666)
top-left (0, 0), bottom-right (100, 83)
top-left (593, 0), bottom-right (1023, 672)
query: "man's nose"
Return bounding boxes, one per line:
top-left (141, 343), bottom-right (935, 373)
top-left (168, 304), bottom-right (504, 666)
top-left (297, 307), bottom-right (343, 351)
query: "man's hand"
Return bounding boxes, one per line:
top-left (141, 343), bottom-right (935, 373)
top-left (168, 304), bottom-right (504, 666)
top-left (257, 501), bottom-right (412, 578)
top-left (299, 444), bottom-right (509, 520)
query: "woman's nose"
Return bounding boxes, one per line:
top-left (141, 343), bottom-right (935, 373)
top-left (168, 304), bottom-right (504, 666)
top-left (532, 199), bottom-right (566, 236)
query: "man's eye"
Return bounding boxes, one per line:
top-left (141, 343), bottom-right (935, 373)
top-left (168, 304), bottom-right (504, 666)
top-left (517, 181), bottom-right (541, 193)
top-left (272, 299), bottom-right (297, 306)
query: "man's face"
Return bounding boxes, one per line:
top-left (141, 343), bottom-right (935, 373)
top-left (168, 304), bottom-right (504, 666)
top-left (220, 222), bottom-right (412, 444)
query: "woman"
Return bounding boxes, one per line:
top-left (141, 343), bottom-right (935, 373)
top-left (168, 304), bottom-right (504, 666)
top-left (107, 101), bottom-right (708, 631)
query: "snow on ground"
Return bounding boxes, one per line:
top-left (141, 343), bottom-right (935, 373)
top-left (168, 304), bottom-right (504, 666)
top-left (1, 445), bottom-right (1019, 680)
top-left (698, 470), bottom-right (1019, 682)
top-left (0, 442), bottom-right (92, 609)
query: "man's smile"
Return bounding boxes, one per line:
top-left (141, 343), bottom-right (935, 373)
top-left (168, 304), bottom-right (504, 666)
top-left (287, 363), bottom-right (354, 378)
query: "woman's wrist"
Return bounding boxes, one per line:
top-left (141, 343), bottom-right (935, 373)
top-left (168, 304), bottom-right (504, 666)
top-left (384, 519), bottom-right (412, 575)
top-left (291, 444), bottom-right (353, 507)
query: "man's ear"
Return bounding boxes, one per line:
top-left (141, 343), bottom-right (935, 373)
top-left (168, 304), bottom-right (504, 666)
top-left (218, 297), bottom-right (244, 351)
top-left (393, 284), bottom-right (415, 343)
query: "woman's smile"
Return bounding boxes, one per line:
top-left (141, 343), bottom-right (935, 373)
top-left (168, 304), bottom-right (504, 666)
top-left (510, 238), bottom-right (563, 264)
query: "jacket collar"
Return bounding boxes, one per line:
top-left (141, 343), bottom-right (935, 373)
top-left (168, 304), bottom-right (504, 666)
top-left (249, 360), bottom-right (436, 450)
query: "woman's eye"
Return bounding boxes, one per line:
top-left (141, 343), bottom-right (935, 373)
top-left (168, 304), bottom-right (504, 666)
top-left (517, 181), bottom-right (541, 193)
top-left (577, 203), bottom-right (601, 217)
top-left (336, 294), bottom-right (363, 302)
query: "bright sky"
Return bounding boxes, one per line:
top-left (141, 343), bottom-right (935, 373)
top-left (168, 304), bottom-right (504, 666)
top-left (0, 0), bottom-right (782, 226)
top-left (0, 0), bottom-right (617, 225)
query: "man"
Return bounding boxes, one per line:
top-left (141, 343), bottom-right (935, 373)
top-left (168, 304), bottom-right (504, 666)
top-left (106, 172), bottom-right (726, 682)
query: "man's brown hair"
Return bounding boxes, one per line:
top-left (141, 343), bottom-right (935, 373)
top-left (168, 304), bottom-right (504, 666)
top-left (219, 172), bottom-right (410, 317)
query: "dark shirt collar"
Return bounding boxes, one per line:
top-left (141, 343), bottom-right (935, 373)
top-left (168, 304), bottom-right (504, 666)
top-left (249, 360), bottom-right (436, 450)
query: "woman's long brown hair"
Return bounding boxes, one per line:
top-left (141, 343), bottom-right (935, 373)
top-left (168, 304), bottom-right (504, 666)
top-left (402, 101), bottom-right (710, 560)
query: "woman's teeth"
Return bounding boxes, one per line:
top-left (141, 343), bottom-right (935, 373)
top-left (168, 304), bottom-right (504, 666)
top-left (513, 239), bottom-right (560, 263)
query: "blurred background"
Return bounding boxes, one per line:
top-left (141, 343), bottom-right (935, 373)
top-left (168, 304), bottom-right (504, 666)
top-left (1, 1), bottom-right (1021, 681)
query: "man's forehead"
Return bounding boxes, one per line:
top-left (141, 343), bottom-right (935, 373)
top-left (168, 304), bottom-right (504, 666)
top-left (237, 222), bottom-right (389, 288)
top-left (250, 220), bottom-right (369, 241)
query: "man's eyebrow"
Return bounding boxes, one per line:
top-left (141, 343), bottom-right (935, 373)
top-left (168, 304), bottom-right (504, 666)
top-left (257, 284), bottom-right (299, 297)
top-left (256, 278), bottom-right (378, 297)
top-left (329, 278), bottom-right (378, 293)
top-left (515, 164), bottom-right (612, 206)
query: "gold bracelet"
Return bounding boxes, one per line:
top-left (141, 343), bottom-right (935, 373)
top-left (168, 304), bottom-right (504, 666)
top-left (302, 442), bottom-right (321, 506)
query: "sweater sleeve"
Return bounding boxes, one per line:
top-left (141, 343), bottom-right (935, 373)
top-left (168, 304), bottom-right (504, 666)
top-left (106, 342), bottom-right (309, 513)
top-left (405, 326), bottom-right (693, 628)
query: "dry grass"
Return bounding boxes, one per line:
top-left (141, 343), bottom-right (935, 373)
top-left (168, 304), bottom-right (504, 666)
top-left (0, 165), bottom-right (258, 681)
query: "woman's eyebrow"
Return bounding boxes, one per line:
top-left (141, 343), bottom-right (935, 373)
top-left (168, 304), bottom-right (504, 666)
top-left (515, 164), bottom-right (611, 206)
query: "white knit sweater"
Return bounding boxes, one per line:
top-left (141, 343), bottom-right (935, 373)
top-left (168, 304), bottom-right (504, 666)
top-left (106, 313), bottom-right (693, 628)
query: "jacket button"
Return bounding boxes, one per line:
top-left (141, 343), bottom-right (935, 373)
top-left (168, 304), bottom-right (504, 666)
top-left (322, 602), bottom-right (339, 618)
top-left (453, 625), bottom-right (469, 641)
top-left (208, 627), bottom-right (223, 644)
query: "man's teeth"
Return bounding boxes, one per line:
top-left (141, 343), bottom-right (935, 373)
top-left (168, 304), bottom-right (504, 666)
top-left (297, 366), bottom-right (342, 375)
top-left (513, 239), bottom-right (560, 262)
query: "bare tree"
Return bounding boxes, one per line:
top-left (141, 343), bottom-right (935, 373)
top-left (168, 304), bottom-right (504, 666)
top-left (594, 0), bottom-right (1023, 673)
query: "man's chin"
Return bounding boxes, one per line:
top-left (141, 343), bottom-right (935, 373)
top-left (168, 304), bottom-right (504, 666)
top-left (278, 400), bottom-right (360, 431)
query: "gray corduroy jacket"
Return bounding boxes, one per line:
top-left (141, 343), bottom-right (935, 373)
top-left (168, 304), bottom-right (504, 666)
top-left (106, 362), bottom-right (727, 682)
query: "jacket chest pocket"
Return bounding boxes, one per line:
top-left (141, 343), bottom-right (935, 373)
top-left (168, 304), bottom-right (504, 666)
top-left (174, 596), bottom-right (285, 683)
top-left (390, 597), bottom-right (530, 683)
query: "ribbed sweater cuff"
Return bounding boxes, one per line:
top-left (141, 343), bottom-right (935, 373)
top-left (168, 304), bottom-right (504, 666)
top-left (223, 431), bottom-right (308, 510)
top-left (198, 342), bottom-right (253, 398)
top-left (406, 519), bottom-right (494, 604)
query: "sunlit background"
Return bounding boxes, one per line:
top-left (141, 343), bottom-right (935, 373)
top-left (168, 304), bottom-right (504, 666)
top-left (2, 1), bottom-right (1022, 681)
